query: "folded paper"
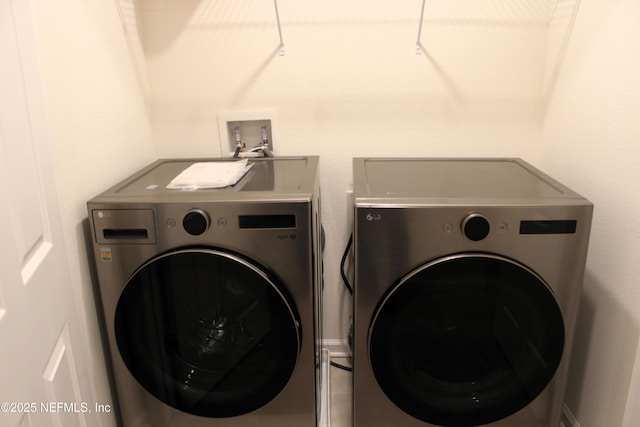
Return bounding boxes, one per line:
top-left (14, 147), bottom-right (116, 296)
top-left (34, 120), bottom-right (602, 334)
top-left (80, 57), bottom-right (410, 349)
top-left (166, 159), bottom-right (253, 190)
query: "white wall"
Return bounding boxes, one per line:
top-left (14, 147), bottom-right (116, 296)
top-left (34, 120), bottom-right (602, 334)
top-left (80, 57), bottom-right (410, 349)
top-left (139, 0), bottom-right (549, 349)
top-left (31, 0), bottom-right (156, 423)
top-left (540, 0), bottom-right (640, 425)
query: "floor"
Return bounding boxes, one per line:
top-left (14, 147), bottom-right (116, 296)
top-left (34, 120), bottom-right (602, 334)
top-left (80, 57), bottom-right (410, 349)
top-left (331, 360), bottom-right (569, 427)
top-left (330, 358), bottom-right (353, 427)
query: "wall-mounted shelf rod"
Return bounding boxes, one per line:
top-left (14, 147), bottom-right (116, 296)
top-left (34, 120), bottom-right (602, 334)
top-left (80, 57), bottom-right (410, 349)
top-left (274, 0), bottom-right (285, 56)
top-left (416, 0), bottom-right (426, 54)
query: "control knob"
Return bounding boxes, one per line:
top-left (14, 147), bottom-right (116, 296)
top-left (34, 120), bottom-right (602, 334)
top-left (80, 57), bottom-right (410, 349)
top-left (462, 213), bottom-right (490, 241)
top-left (183, 209), bottom-right (210, 236)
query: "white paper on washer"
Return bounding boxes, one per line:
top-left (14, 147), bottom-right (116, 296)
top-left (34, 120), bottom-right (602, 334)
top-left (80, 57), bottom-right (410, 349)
top-left (166, 159), bottom-right (253, 189)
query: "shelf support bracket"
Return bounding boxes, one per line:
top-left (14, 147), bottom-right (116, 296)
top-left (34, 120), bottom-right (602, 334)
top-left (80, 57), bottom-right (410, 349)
top-left (416, 0), bottom-right (426, 54)
top-left (274, 0), bottom-right (285, 56)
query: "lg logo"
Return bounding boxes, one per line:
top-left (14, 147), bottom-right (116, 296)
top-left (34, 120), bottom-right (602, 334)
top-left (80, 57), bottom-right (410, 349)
top-left (366, 213), bottom-right (383, 221)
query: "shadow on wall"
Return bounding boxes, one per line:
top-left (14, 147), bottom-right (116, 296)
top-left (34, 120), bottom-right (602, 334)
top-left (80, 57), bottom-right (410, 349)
top-left (134, 0), bottom-right (582, 122)
top-left (544, 0), bottom-right (582, 100)
top-left (136, 0), bottom-right (283, 56)
top-left (230, 45), bottom-right (283, 104)
top-left (565, 270), bottom-right (639, 426)
top-left (131, 0), bottom-right (202, 55)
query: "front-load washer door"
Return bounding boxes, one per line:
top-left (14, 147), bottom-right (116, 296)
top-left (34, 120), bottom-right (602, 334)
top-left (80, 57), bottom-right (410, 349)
top-left (114, 248), bottom-right (300, 418)
top-left (369, 254), bottom-right (564, 427)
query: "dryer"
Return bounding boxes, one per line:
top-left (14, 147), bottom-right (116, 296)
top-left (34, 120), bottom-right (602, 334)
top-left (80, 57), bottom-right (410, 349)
top-left (88, 157), bottom-right (322, 427)
top-left (352, 158), bottom-right (592, 427)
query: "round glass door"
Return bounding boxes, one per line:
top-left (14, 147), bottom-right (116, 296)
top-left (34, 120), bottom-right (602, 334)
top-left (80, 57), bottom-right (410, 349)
top-left (369, 254), bottom-right (564, 427)
top-left (114, 249), bottom-right (300, 418)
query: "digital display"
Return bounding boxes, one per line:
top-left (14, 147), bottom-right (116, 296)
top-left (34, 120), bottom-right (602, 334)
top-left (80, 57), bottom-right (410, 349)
top-left (239, 215), bottom-right (296, 229)
top-left (519, 220), bottom-right (577, 235)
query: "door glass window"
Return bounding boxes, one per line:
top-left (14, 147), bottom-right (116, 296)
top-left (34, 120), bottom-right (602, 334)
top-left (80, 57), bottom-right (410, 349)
top-left (369, 254), bottom-right (564, 427)
top-left (115, 249), bottom-right (300, 418)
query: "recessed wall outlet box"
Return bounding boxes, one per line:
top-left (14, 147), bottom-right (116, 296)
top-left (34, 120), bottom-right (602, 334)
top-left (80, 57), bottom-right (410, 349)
top-left (218, 111), bottom-right (279, 158)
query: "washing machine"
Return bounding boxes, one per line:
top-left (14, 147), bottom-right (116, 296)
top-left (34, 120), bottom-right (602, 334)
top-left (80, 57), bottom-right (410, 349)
top-left (352, 158), bottom-right (592, 427)
top-left (87, 157), bottom-right (322, 427)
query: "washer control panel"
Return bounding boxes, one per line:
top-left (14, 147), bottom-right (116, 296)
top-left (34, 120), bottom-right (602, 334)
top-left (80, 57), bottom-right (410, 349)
top-left (177, 209), bottom-right (298, 236)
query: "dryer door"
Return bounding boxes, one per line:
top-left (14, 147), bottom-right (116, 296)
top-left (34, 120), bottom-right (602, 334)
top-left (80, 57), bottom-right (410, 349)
top-left (369, 254), bottom-right (564, 427)
top-left (114, 249), bottom-right (300, 418)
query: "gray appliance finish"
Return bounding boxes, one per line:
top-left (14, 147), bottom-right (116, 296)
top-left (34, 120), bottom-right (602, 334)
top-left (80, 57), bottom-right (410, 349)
top-left (352, 158), bottom-right (593, 427)
top-left (88, 157), bottom-right (322, 427)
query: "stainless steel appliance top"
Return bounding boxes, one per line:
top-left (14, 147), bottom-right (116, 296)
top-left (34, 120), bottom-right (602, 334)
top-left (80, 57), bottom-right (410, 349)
top-left (89, 156), bottom-right (319, 204)
top-left (353, 158), bottom-right (590, 206)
